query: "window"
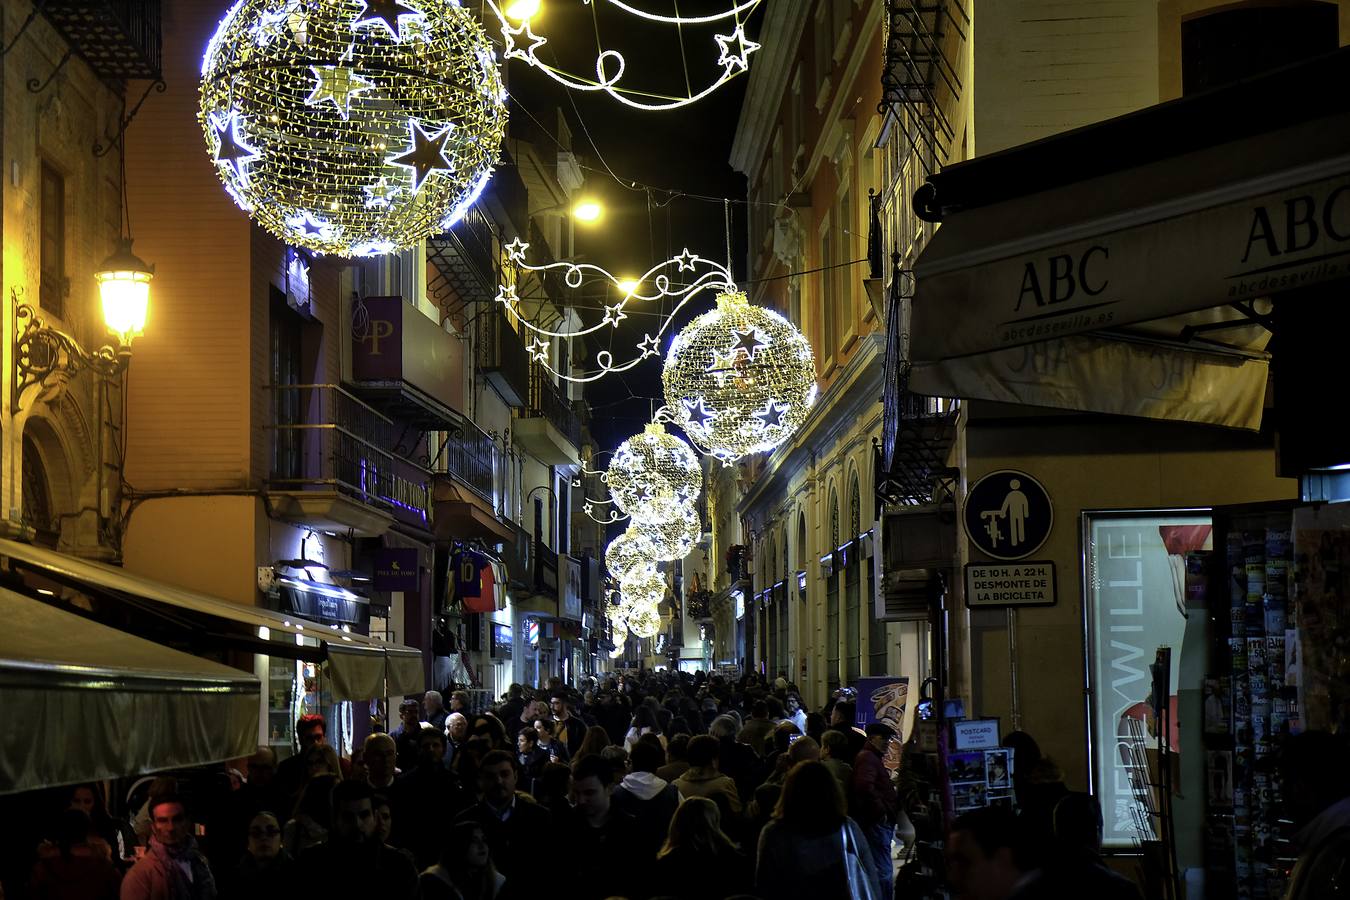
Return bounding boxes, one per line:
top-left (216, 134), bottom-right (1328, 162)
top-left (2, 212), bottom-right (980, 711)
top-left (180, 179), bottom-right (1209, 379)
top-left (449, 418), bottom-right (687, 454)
top-left (766, 538), bottom-right (778, 673)
top-left (270, 291), bottom-right (304, 480)
top-left (39, 164), bottom-right (65, 316)
top-left (837, 189), bottom-right (852, 334)
top-left (820, 220), bottom-right (835, 360)
top-left (826, 487), bottom-right (840, 696)
top-left (845, 474), bottom-right (861, 684)
top-left (1181, 5), bottom-right (1337, 96)
top-left (779, 532), bottom-right (790, 675)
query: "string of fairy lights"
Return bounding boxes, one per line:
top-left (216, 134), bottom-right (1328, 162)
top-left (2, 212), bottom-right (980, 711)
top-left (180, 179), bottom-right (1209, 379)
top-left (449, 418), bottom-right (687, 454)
top-left (198, 0), bottom-right (809, 650)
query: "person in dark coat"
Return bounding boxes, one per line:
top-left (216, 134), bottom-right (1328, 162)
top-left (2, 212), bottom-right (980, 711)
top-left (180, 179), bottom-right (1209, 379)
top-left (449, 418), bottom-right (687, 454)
top-left (611, 738), bottom-right (680, 858)
top-left (297, 781), bottom-right (417, 899)
top-left (514, 726), bottom-right (551, 795)
top-left (708, 715), bottom-right (762, 803)
top-left (850, 723), bottom-right (899, 900)
top-left (1014, 793), bottom-right (1142, 900)
top-left (559, 755), bottom-right (643, 900)
top-left (417, 820), bottom-right (509, 900)
top-left (220, 813), bottom-right (295, 900)
top-left (457, 751), bottom-right (553, 882)
top-left (30, 809), bottom-right (121, 900)
top-left (755, 761), bottom-right (876, 898)
top-left (389, 727), bottom-right (471, 867)
top-left (654, 797), bottom-right (751, 900)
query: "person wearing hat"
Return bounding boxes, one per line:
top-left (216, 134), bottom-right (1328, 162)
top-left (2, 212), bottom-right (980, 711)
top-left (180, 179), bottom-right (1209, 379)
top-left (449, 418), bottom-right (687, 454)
top-left (850, 722), bottom-right (898, 900)
top-left (121, 778), bottom-right (217, 900)
top-left (1277, 730), bottom-right (1350, 900)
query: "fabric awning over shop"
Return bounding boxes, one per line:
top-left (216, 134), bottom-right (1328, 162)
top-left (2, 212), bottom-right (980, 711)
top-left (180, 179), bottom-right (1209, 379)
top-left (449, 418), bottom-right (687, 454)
top-left (0, 539), bottom-right (423, 701)
top-left (907, 49), bottom-right (1350, 429)
top-left (1, 590), bottom-right (259, 795)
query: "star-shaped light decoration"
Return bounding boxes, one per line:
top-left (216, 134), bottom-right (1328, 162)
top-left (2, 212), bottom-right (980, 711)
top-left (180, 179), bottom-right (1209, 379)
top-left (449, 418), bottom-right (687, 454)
top-left (730, 327), bottom-right (767, 360)
top-left (526, 337), bottom-right (550, 363)
top-left (252, 5), bottom-right (290, 46)
top-left (503, 20), bottom-right (547, 63)
top-left (388, 120), bottom-right (457, 193)
top-left (674, 248), bottom-right (699, 272)
top-left (306, 65), bottom-right (373, 118)
top-left (753, 399), bottom-right (788, 428)
top-left (583, 502), bottom-right (594, 516)
top-left (504, 237), bottom-right (529, 265)
top-left (211, 112), bottom-right (261, 183)
top-left (363, 176), bottom-right (399, 208)
top-left (287, 211), bottom-right (333, 240)
top-left (683, 397), bottom-right (715, 429)
top-left (707, 351), bottom-right (738, 387)
top-left (494, 283), bottom-right (519, 308)
top-left (353, 0), bottom-right (422, 41)
top-left (637, 334), bottom-right (661, 359)
top-left (602, 303), bottom-right (627, 327)
top-left (715, 24), bottom-right (760, 74)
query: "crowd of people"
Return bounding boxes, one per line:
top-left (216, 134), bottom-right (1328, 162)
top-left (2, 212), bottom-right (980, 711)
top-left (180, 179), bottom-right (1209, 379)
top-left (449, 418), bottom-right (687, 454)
top-left (10, 670), bottom-right (1350, 900)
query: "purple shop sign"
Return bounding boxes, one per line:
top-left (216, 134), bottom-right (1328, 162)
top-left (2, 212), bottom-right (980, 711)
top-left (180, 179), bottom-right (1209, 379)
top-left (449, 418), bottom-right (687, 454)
top-left (374, 547), bottom-right (420, 592)
top-left (352, 296), bottom-right (404, 381)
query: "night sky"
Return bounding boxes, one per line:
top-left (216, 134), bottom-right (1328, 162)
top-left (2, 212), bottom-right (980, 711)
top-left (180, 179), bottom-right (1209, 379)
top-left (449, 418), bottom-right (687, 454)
top-left (503, 1), bottom-right (764, 457)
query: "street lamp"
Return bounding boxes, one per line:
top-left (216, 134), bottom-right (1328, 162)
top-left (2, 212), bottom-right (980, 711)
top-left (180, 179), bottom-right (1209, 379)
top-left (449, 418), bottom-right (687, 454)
top-left (503, 0), bottom-right (540, 20)
top-left (571, 199), bottom-right (603, 223)
top-left (13, 237), bottom-right (153, 403)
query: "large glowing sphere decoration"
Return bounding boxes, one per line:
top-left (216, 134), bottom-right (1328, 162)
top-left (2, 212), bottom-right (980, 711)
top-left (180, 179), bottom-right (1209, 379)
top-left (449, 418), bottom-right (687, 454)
top-left (627, 601), bottom-right (663, 639)
top-left (199, 0), bottom-right (507, 257)
top-left (606, 423), bottom-right (701, 525)
top-left (605, 529), bottom-right (659, 581)
top-left (663, 290), bottom-right (817, 463)
top-left (636, 514), bottom-right (700, 563)
top-left (620, 568), bottom-right (667, 609)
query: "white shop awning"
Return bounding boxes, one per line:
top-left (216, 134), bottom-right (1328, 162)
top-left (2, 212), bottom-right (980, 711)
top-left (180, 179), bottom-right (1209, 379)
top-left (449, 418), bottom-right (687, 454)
top-left (0, 590), bottom-right (260, 795)
top-left (0, 539), bottom-right (424, 700)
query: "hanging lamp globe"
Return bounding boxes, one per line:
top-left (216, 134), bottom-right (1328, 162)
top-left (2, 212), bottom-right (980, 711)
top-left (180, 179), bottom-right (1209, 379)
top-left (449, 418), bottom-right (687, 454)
top-left (605, 528), bottom-right (659, 582)
top-left (627, 601), bottom-right (663, 639)
top-left (605, 423), bottom-right (702, 525)
top-left (663, 290), bottom-right (817, 463)
top-left (95, 238), bottom-right (153, 344)
top-left (199, 0), bottom-right (507, 257)
top-left (635, 512), bottom-right (701, 563)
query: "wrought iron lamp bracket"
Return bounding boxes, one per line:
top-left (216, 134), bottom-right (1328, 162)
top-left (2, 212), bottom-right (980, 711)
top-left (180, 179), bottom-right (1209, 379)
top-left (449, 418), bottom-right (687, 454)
top-left (14, 301), bottom-right (129, 408)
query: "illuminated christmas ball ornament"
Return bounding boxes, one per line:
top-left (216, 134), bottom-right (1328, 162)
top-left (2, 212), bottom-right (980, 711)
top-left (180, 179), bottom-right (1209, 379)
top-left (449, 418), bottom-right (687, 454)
top-left (621, 567), bottom-right (667, 609)
top-left (627, 601), bottom-right (663, 639)
top-left (199, 0), bottom-right (507, 257)
top-left (663, 290), bottom-right (817, 463)
top-left (606, 423), bottom-right (701, 525)
top-left (605, 529), bottom-right (658, 581)
top-left (635, 511), bottom-right (701, 562)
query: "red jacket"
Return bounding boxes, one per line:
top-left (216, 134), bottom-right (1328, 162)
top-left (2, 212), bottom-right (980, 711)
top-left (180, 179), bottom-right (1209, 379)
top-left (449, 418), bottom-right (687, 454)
top-left (849, 744), bottom-right (897, 826)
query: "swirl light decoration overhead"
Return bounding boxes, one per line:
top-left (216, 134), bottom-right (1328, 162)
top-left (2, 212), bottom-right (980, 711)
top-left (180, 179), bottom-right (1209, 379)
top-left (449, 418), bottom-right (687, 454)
top-left (200, 0), bottom-right (507, 257)
top-left (606, 424), bottom-right (701, 525)
top-left (605, 529), bottom-right (659, 581)
top-left (499, 245), bottom-right (735, 384)
top-left (663, 290), bottom-right (817, 463)
top-left (636, 514), bottom-right (701, 563)
top-left (485, 0), bottom-right (761, 112)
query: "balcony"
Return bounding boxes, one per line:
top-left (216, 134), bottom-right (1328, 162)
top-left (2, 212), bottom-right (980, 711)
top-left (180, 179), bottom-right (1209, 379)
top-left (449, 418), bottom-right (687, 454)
top-left (41, 0), bottom-right (161, 80)
top-left (427, 205), bottom-right (498, 322)
top-left (477, 308), bottom-right (529, 408)
top-left (349, 296), bottom-right (465, 430)
top-left (267, 384), bottom-right (432, 536)
top-left (514, 365), bottom-right (580, 466)
top-left (526, 219), bottom-right (566, 311)
top-left (430, 419), bottom-right (515, 545)
top-left (480, 148), bottom-right (529, 240)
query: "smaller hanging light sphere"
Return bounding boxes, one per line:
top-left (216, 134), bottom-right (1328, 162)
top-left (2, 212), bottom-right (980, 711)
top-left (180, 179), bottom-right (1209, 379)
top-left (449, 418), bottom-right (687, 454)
top-left (620, 567), bottom-right (667, 608)
top-left (605, 528), bottom-right (660, 581)
top-left (663, 290), bottom-right (817, 463)
top-left (606, 423), bottom-right (702, 525)
top-left (635, 513), bottom-right (701, 562)
top-left (627, 601), bottom-right (663, 639)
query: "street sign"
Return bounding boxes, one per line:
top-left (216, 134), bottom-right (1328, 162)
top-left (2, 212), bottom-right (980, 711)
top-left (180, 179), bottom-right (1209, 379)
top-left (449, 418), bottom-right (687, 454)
top-left (963, 469), bottom-right (1053, 560)
top-left (964, 561), bottom-right (1057, 608)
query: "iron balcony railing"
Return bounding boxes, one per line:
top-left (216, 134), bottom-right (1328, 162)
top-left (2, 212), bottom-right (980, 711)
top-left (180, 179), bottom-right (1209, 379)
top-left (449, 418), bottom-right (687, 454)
top-left (269, 384), bottom-right (432, 526)
top-left (41, 0), bottom-right (162, 80)
top-left (527, 364), bottom-right (581, 449)
top-left (431, 418), bottom-right (498, 502)
top-left (527, 219), bottom-right (566, 310)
